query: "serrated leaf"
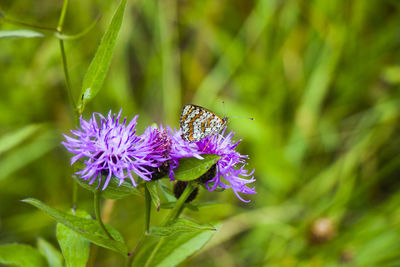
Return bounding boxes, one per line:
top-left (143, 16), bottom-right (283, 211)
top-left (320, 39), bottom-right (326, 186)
top-left (172, 154), bottom-right (221, 181)
top-left (77, 0), bottom-right (127, 112)
top-left (37, 238), bottom-right (63, 267)
top-left (57, 209), bottom-right (91, 267)
top-left (0, 243), bottom-right (46, 267)
top-left (0, 29), bottom-right (44, 39)
top-left (132, 223), bottom-right (221, 267)
top-left (22, 198), bottom-right (128, 255)
top-left (149, 218), bottom-right (216, 237)
top-left (146, 182), bottom-right (160, 210)
top-left (72, 175), bottom-right (142, 199)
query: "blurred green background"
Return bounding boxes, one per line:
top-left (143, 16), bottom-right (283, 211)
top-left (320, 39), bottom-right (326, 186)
top-left (1, 0), bottom-right (400, 266)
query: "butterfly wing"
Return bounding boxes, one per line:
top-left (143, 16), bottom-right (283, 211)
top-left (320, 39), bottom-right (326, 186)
top-left (180, 104), bottom-right (226, 142)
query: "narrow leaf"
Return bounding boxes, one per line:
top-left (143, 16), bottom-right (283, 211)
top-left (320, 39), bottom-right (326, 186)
top-left (0, 124), bottom-right (40, 155)
top-left (57, 209), bottom-right (91, 267)
top-left (149, 218), bottom-right (216, 237)
top-left (73, 175), bottom-right (142, 199)
top-left (133, 224), bottom-right (221, 267)
top-left (23, 198), bottom-right (128, 255)
top-left (78, 0), bottom-right (127, 112)
top-left (37, 238), bottom-right (63, 267)
top-left (0, 29), bottom-right (44, 39)
top-left (146, 182), bottom-right (160, 210)
top-left (0, 129), bottom-right (58, 181)
top-left (0, 243), bottom-right (46, 267)
top-left (171, 154), bottom-right (221, 181)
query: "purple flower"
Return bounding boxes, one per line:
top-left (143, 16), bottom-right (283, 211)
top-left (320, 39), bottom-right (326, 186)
top-left (139, 125), bottom-right (174, 179)
top-left (62, 110), bottom-right (164, 189)
top-left (169, 127), bottom-right (256, 202)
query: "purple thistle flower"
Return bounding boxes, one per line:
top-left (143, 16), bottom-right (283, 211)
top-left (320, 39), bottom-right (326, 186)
top-left (139, 125), bottom-right (174, 180)
top-left (169, 127), bottom-right (256, 202)
top-left (62, 110), bottom-right (164, 189)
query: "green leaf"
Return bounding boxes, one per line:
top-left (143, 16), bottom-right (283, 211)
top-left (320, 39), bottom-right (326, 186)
top-left (149, 218), bottom-right (216, 237)
top-left (22, 198), bottom-right (128, 255)
top-left (72, 175), bottom-right (142, 199)
top-left (77, 0), bottom-right (127, 112)
top-left (37, 238), bottom-right (63, 267)
top-left (57, 209), bottom-right (91, 267)
top-left (158, 182), bottom-right (176, 202)
top-left (133, 223), bottom-right (221, 267)
top-left (0, 29), bottom-right (44, 39)
top-left (171, 154), bottom-right (221, 181)
top-left (146, 182), bottom-right (161, 211)
top-left (0, 243), bottom-right (46, 267)
top-left (0, 124), bottom-right (40, 155)
top-left (0, 128), bottom-right (58, 181)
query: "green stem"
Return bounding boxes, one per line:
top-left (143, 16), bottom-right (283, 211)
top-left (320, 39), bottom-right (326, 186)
top-left (126, 234), bottom-right (144, 267)
top-left (57, 0), bottom-right (69, 32)
top-left (126, 185), bottom-right (152, 266)
top-left (143, 182), bottom-right (196, 267)
top-left (2, 17), bottom-right (56, 31)
top-left (163, 182), bottom-right (195, 225)
top-left (94, 191), bottom-right (114, 240)
top-left (59, 39), bottom-right (76, 111)
top-left (72, 180), bottom-right (78, 212)
top-left (144, 185), bottom-right (151, 234)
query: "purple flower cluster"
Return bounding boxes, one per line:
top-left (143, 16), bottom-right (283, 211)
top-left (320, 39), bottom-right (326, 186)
top-left (63, 110), bottom-right (256, 201)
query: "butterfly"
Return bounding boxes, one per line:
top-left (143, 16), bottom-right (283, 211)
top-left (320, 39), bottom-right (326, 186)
top-left (180, 104), bottom-right (228, 142)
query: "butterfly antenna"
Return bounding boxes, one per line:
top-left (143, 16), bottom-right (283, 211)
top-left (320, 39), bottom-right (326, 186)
top-left (222, 101), bottom-right (227, 119)
top-left (229, 116), bottom-right (254, 120)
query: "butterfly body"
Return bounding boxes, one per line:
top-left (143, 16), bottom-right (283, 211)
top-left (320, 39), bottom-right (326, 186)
top-left (180, 104), bottom-right (228, 142)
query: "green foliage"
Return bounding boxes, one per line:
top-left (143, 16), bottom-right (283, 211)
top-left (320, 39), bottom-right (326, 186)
top-left (78, 0), bottom-right (127, 113)
top-left (149, 218), bottom-right (216, 237)
top-left (72, 174), bottom-right (142, 199)
top-left (146, 181), bottom-right (161, 210)
top-left (0, 244), bottom-right (46, 267)
top-left (171, 154), bottom-right (221, 181)
top-left (23, 198), bottom-right (128, 255)
top-left (133, 224), bottom-right (221, 267)
top-left (37, 238), bottom-right (64, 267)
top-left (56, 210), bottom-right (91, 267)
top-left (1, 0), bottom-right (400, 266)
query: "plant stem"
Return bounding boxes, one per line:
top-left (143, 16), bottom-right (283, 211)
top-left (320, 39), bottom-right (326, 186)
top-left (129, 182), bottom-right (196, 266)
top-left (144, 185), bottom-right (151, 234)
top-left (57, 0), bottom-right (77, 115)
top-left (72, 180), bottom-right (78, 212)
top-left (142, 182), bottom-right (196, 267)
top-left (94, 191), bottom-right (114, 240)
top-left (163, 182), bottom-right (195, 225)
top-left (57, 0), bottom-right (69, 32)
top-left (2, 17), bottom-right (57, 31)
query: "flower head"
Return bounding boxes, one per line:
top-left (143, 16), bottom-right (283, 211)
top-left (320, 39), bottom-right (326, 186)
top-left (62, 110), bottom-right (164, 189)
top-left (171, 127), bottom-right (256, 202)
top-left (140, 125), bottom-right (173, 179)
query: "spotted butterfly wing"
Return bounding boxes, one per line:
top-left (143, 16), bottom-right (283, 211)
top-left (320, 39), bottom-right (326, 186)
top-left (180, 104), bottom-right (228, 142)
